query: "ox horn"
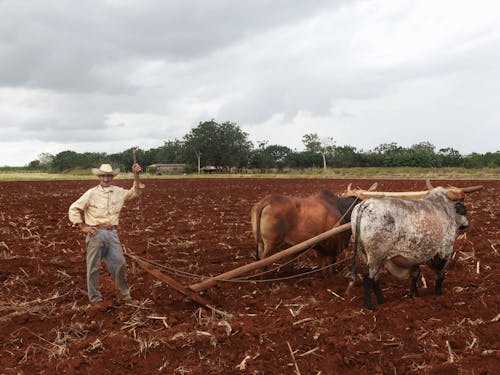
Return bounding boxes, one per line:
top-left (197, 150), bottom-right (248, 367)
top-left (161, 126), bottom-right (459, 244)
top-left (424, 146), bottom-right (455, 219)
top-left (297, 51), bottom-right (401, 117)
top-left (427, 179), bottom-right (482, 195)
top-left (443, 184), bottom-right (483, 201)
top-left (461, 185), bottom-right (483, 193)
top-left (367, 182), bottom-right (378, 191)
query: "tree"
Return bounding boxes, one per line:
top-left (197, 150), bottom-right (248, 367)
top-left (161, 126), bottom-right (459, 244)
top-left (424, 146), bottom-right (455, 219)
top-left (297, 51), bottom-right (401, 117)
top-left (27, 160), bottom-right (41, 169)
top-left (331, 145), bottom-right (360, 167)
top-left (372, 142), bottom-right (404, 166)
top-left (183, 120), bottom-right (217, 173)
top-left (108, 148), bottom-right (146, 172)
top-left (249, 142), bottom-right (293, 171)
top-left (38, 153), bottom-right (54, 169)
top-left (51, 151), bottom-right (107, 172)
top-left (409, 142), bottom-right (437, 167)
top-left (27, 153), bottom-right (54, 170)
top-left (249, 141), bottom-right (272, 172)
top-left (153, 140), bottom-right (184, 163)
top-left (183, 120), bottom-right (252, 173)
top-left (217, 121), bottom-right (253, 171)
top-left (288, 151), bottom-right (322, 169)
top-left (51, 151), bottom-right (81, 172)
top-left (438, 148), bottom-right (462, 167)
top-left (302, 133), bottom-right (335, 171)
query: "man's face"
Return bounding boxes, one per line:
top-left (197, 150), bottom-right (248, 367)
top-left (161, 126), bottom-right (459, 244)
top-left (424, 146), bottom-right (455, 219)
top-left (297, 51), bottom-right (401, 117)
top-left (99, 174), bottom-right (114, 187)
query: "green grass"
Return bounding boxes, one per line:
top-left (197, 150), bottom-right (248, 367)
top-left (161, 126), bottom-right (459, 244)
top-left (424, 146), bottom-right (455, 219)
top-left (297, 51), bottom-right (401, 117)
top-left (0, 167), bottom-right (498, 181)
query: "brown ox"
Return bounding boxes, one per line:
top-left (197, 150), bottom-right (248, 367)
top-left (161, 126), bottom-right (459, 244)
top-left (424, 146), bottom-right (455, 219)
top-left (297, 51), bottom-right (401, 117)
top-left (251, 189), bottom-right (359, 271)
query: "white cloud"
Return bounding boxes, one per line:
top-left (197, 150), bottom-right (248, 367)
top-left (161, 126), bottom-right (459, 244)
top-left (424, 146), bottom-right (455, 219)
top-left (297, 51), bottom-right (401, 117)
top-left (0, 0), bottom-right (499, 166)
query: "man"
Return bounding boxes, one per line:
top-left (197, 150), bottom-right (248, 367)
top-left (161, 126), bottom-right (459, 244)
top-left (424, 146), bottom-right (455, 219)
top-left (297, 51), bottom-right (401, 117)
top-left (68, 163), bottom-right (142, 305)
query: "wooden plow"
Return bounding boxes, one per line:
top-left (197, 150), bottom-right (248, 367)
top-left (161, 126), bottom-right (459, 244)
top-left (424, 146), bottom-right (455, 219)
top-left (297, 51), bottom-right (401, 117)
top-left (125, 181), bottom-right (483, 309)
top-left (125, 222), bottom-right (351, 309)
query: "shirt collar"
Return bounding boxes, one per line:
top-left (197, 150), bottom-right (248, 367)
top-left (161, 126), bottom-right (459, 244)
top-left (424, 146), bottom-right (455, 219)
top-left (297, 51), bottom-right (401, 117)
top-left (98, 185), bottom-right (114, 192)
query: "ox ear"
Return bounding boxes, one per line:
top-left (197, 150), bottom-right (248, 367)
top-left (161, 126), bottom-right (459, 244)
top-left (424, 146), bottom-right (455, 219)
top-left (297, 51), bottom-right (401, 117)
top-left (445, 186), bottom-right (465, 201)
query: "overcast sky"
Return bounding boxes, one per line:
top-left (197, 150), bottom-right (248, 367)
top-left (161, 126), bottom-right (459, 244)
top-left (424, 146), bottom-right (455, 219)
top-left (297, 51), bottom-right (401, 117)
top-left (1, 0), bottom-right (499, 166)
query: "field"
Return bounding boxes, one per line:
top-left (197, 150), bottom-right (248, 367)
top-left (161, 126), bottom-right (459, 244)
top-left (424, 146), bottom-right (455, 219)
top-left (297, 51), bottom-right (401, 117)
top-left (0, 178), bottom-right (498, 374)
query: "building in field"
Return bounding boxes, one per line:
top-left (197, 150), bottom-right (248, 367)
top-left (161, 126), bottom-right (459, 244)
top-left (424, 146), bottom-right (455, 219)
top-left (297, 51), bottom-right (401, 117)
top-left (148, 164), bottom-right (187, 175)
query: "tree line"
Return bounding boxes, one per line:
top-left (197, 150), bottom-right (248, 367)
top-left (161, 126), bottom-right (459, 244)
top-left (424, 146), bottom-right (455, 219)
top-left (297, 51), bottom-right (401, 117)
top-left (28, 120), bottom-right (499, 172)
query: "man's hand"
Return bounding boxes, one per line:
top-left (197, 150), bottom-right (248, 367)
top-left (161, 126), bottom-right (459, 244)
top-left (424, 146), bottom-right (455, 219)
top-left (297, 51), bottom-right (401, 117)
top-left (79, 223), bottom-right (96, 235)
top-left (132, 163), bottom-right (142, 174)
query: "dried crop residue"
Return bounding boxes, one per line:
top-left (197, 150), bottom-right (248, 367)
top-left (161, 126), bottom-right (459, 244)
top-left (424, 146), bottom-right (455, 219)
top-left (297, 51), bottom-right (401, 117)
top-left (0, 178), bottom-right (498, 374)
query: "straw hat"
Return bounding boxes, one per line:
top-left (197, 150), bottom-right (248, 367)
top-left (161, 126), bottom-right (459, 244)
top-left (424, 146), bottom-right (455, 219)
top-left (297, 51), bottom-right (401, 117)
top-left (91, 163), bottom-right (120, 176)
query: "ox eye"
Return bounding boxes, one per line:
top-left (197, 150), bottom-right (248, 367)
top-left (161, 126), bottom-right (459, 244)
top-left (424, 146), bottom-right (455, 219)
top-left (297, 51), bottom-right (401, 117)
top-left (454, 201), bottom-right (466, 215)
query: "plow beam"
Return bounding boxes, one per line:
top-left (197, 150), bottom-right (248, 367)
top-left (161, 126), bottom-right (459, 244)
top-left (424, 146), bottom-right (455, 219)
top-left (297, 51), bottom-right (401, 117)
top-left (125, 252), bottom-right (211, 308)
top-left (189, 222), bottom-right (352, 293)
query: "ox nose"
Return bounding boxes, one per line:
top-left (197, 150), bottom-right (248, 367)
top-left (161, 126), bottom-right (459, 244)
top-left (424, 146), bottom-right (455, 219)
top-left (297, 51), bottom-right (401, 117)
top-left (458, 216), bottom-right (469, 229)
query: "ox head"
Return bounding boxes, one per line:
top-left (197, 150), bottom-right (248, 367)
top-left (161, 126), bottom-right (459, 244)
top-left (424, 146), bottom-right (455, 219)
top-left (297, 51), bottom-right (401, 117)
top-left (426, 181), bottom-right (470, 229)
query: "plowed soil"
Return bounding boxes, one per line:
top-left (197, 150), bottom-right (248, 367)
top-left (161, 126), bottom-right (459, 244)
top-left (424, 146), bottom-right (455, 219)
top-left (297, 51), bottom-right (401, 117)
top-left (0, 178), bottom-right (498, 374)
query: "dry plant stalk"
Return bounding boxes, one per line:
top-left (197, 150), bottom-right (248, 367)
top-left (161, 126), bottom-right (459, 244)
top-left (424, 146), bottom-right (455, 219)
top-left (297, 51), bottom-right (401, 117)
top-left (298, 347), bottom-right (319, 357)
top-left (327, 288), bottom-right (345, 300)
top-left (292, 317), bottom-right (315, 326)
top-left (85, 338), bottom-right (103, 353)
top-left (235, 355), bottom-right (252, 370)
top-left (18, 327), bottom-right (69, 360)
top-left (136, 336), bottom-right (160, 358)
top-left (446, 340), bottom-right (457, 363)
top-left (287, 341), bottom-right (302, 375)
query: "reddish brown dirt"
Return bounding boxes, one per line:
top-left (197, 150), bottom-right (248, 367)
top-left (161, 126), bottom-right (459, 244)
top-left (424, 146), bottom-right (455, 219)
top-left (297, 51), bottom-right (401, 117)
top-left (0, 178), bottom-right (498, 374)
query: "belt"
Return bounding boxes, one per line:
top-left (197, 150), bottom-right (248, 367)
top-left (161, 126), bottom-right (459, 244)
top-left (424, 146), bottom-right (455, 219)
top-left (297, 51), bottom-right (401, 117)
top-left (93, 225), bottom-right (118, 230)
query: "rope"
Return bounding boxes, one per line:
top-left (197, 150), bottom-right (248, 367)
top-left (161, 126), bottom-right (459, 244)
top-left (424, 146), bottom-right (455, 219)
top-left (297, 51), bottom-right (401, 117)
top-left (128, 195), bottom-right (358, 285)
top-left (128, 253), bottom-right (207, 281)
top-left (129, 244), bottom-right (315, 282)
top-left (217, 255), bottom-right (353, 283)
top-left (129, 250), bottom-right (353, 284)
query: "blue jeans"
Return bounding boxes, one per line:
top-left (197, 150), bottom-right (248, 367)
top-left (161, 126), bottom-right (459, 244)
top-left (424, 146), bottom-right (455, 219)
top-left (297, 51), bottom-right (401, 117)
top-left (86, 229), bottom-right (131, 304)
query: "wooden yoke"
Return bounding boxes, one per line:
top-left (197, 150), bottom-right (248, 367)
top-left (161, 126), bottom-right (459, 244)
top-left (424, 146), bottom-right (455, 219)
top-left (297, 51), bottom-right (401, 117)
top-left (343, 182), bottom-right (484, 200)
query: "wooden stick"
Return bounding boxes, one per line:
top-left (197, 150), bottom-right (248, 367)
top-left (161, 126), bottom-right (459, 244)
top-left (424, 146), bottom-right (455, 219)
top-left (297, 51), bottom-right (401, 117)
top-left (132, 148), bottom-right (142, 197)
top-left (189, 223), bottom-right (351, 292)
top-left (125, 252), bottom-right (211, 308)
top-left (287, 341), bottom-right (302, 375)
top-left (132, 148), bottom-right (147, 252)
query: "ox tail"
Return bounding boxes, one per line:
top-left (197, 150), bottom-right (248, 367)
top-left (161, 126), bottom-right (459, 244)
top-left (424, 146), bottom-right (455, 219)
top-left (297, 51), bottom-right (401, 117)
top-left (251, 197), bottom-right (270, 261)
top-left (346, 201), bottom-right (366, 296)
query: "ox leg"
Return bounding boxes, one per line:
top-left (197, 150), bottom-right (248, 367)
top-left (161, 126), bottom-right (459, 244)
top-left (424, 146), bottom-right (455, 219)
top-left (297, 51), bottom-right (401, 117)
top-left (329, 255), bottom-right (338, 275)
top-left (255, 240), bottom-right (263, 261)
top-left (435, 269), bottom-right (446, 296)
top-left (362, 266), bottom-right (374, 310)
top-left (428, 257), bottom-right (449, 296)
top-left (373, 278), bottom-right (385, 305)
top-left (410, 265), bottom-right (421, 297)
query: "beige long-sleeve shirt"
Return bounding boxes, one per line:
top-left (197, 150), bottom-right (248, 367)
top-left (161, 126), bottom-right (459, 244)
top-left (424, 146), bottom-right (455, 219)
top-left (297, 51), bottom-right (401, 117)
top-left (68, 183), bottom-right (139, 226)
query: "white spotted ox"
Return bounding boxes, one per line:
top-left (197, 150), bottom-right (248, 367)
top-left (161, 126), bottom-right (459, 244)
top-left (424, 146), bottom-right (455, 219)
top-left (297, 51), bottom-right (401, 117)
top-left (349, 186), bottom-right (474, 310)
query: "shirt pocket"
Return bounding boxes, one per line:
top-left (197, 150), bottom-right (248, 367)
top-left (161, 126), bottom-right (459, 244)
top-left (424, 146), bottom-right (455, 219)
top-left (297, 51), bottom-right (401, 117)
top-left (110, 199), bottom-right (123, 214)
